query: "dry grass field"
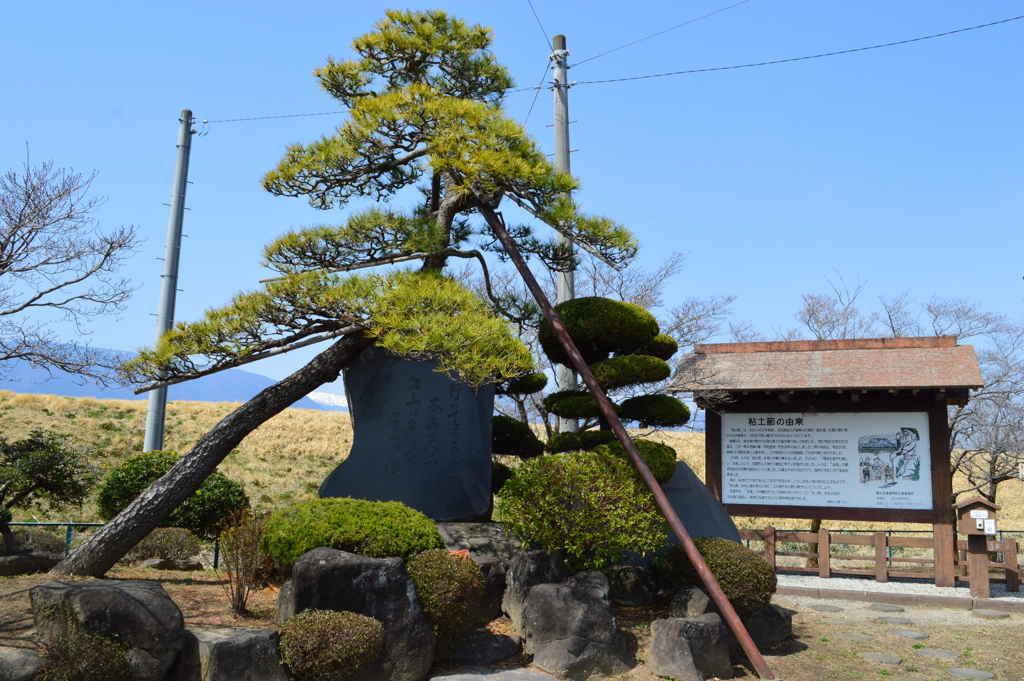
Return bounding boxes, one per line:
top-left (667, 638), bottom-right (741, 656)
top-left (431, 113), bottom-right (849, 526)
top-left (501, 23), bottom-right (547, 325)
top-left (2, 389), bottom-right (1021, 534)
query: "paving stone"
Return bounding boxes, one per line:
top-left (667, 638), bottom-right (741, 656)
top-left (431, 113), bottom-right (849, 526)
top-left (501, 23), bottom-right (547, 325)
top-left (821, 618), bottom-right (852, 625)
top-left (430, 668), bottom-right (558, 680)
top-left (869, 603), bottom-right (905, 612)
top-left (890, 629), bottom-right (929, 640)
top-left (811, 604), bottom-right (844, 612)
top-left (971, 609), bottom-right (1010, 620)
top-left (857, 652), bottom-right (903, 665)
top-left (947, 668), bottom-right (996, 680)
top-left (836, 634), bottom-right (874, 642)
top-left (917, 649), bottom-right (960, 660)
top-left (874, 616), bottom-right (913, 625)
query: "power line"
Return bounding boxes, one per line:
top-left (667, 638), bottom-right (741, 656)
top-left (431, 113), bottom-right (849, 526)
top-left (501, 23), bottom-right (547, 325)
top-left (525, 0), bottom-right (553, 50)
top-left (205, 111), bottom-right (340, 123)
top-left (572, 0), bottom-right (754, 68)
top-left (523, 62), bottom-right (552, 124)
top-left (576, 14), bottom-right (1024, 85)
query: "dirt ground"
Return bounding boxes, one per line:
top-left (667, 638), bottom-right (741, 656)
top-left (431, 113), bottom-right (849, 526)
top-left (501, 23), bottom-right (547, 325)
top-left (2, 569), bottom-right (1021, 681)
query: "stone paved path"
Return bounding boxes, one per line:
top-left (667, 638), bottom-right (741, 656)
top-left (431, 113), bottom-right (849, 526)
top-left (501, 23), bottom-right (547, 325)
top-left (430, 668), bottom-right (558, 681)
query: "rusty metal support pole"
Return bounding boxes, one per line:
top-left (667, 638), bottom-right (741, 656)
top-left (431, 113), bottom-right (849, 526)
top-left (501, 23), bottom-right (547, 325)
top-left (476, 202), bottom-right (774, 680)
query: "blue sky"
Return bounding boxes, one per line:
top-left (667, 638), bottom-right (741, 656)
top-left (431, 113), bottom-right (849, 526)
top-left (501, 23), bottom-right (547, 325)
top-left (2, 1), bottom-right (1020, 398)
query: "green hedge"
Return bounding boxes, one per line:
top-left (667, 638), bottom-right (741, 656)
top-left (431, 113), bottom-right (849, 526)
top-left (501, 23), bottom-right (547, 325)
top-left (279, 609), bottom-right (383, 681)
top-left (263, 498), bottom-right (444, 571)
top-left (592, 439), bottom-right (677, 483)
top-left (407, 549), bottom-right (484, 656)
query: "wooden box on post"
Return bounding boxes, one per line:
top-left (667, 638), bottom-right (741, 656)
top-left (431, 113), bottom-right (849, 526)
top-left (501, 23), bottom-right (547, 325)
top-left (955, 496), bottom-right (1000, 598)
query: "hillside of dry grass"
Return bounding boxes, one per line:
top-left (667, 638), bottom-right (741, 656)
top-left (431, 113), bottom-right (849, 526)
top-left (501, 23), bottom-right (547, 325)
top-left (2, 389), bottom-right (1021, 532)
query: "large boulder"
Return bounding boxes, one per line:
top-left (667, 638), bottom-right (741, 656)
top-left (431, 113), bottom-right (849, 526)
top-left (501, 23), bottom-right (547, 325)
top-left (606, 566), bottom-right (657, 607)
top-left (30, 580), bottom-right (184, 681)
top-left (436, 522), bottom-right (524, 568)
top-left (0, 550), bottom-right (62, 577)
top-left (447, 631), bottom-right (522, 665)
top-left (669, 586), bottom-right (717, 618)
top-left (502, 550), bottom-right (568, 637)
top-left (474, 555), bottom-right (507, 625)
top-left (165, 628), bottom-right (288, 681)
top-left (741, 604), bottom-right (795, 651)
top-left (523, 572), bottom-right (634, 680)
top-left (0, 647), bottom-right (41, 681)
top-left (275, 547), bottom-right (434, 681)
top-left (647, 614), bottom-right (733, 681)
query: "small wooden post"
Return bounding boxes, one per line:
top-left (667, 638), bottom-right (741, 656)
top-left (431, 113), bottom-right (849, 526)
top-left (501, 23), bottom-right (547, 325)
top-left (967, 534), bottom-right (990, 598)
top-left (1004, 538), bottom-right (1019, 593)
top-left (764, 526), bottom-right (776, 570)
top-left (818, 528), bottom-right (831, 578)
top-left (875, 531), bottom-right (888, 583)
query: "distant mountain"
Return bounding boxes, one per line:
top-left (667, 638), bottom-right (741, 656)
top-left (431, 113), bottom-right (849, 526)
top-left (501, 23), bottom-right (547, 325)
top-left (0, 351), bottom-right (347, 411)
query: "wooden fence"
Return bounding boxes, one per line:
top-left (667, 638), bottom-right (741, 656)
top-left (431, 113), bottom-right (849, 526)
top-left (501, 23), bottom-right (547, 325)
top-left (739, 527), bottom-right (1020, 591)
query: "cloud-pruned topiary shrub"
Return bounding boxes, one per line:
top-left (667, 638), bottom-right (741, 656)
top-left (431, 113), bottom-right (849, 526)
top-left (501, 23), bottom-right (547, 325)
top-left (619, 395), bottom-right (690, 428)
top-left (656, 537), bottom-right (777, 620)
top-left (491, 415), bottom-right (544, 460)
top-left (538, 297), bottom-right (659, 367)
top-left (592, 439), bottom-right (677, 483)
top-left (262, 498), bottom-right (444, 571)
top-left (492, 459), bottom-right (513, 494)
top-left (407, 549), bottom-right (484, 656)
top-left (545, 429), bottom-right (617, 454)
top-left (96, 450), bottom-right (248, 540)
top-left (497, 451), bottom-right (666, 573)
top-left (279, 609), bottom-right (384, 681)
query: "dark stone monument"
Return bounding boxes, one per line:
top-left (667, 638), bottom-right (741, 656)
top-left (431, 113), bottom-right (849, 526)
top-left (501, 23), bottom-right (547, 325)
top-left (662, 461), bottom-right (741, 543)
top-left (319, 344), bottom-right (495, 522)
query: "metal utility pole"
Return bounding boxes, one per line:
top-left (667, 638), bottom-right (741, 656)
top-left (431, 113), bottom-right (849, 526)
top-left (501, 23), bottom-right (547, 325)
top-left (551, 34), bottom-right (578, 433)
top-left (144, 109), bottom-right (194, 452)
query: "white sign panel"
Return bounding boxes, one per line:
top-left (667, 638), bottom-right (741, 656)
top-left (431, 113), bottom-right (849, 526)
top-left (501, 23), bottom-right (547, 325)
top-left (722, 412), bottom-right (932, 510)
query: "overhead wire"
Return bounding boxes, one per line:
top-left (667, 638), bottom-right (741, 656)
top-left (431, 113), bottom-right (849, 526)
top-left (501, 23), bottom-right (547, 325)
top-left (204, 111), bottom-right (340, 123)
top-left (575, 14), bottom-right (1024, 85)
top-left (523, 62), bottom-right (552, 124)
top-left (525, 0), bottom-right (553, 50)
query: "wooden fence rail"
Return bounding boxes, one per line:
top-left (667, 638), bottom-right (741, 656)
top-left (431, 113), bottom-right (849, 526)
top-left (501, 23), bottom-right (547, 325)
top-left (739, 527), bottom-right (1020, 591)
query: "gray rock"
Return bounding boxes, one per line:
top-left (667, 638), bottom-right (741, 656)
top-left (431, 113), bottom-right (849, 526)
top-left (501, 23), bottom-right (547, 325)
top-left (661, 461), bottom-right (741, 543)
top-left (869, 603), bottom-right (904, 612)
top-left (857, 652), bottom-right (903, 665)
top-left (891, 629), bottom-right (929, 640)
top-left (972, 608), bottom-right (1010, 620)
top-left (474, 555), bottom-right (507, 625)
top-left (30, 580), bottom-right (184, 681)
top-left (648, 614), bottom-right (733, 681)
top-left (917, 648), bottom-right (960, 660)
top-left (523, 572), bottom-right (634, 679)
top-left (139, 558), bottom-right (174, 570)
top-left (874, 616), bottom-right (913, 625)
top-left (320, 344), bottom-right (496, 522)
top-left (0, 647), bottom-right (41, 681)
top-left (0, 549), bottom-right (62, 577)
top-left (437, 522), bottom-right (524, 568)
top-left (947, 669), bottom-right (996, 680)
top-left (430, 668), bottom-right (558, 680)
top-left (811, 604), bottom-right (843, 612)
top-left (606, 566), bottom-right (657, 607)
top-left (447, 631), bottom-right (522, 665)
top-left (744, 604), bottom-right (795, 650)
top-left (502, 550), bottom-right (568, 637)
top-left (176, 559), bottom-right (204, 572)
top-left (836, 634), bottom-right (874, 642)
top-left (275, 548), bottom-right (434, 681)
top-left (669, 586), bottom-right (716, 618)
top-left (165, 628), bottom-right (288, 681)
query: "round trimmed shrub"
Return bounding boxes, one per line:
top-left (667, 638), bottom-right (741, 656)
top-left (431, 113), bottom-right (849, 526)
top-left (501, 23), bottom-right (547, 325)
top-left (496, 372), bottom-right (548, 395)
top-left (39, 627), bottom-right (132, 681)
top-left (492, 459), bottom-right (513, 494)
top-left (542, 390), bottom-right (621, 420)
top-left (263, 498), bottom-right (444, 571)
top-left (491, 415), bottom-right (544, 459)
top-left (279, 609), bottom-right (383, 681)
top-left (545, 429), bottom-right (617, 454)
top-left (497, 452), bottom-right (667, 573)
top-left (656, 537), bottom-right (777, 620)
top-left (120, 527), bottom-right (201, 565)
top-left (589, 355), bottom-right (671, 391)
top-left (619, 395), bottom-right (691, 428)
top-left (8, 527), bottom-right (66, 555)
top-left (407, 549), bottom-right (485, 656)
top-left (539, 297), bottom-right (659, 367)
top-left (637, 333), bottom-right (678, 361)
top-left (96, 451), bottom-right (249, 539)
top-left (592, 439), bottom-right (677, 483)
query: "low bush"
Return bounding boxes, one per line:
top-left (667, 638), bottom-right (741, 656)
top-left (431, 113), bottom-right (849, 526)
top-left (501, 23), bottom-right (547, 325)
top-left (656, 537), bottom-right (777, 620)
top-left (263, 498), bottom-right (444, 571)
top-left (97, 450), bottom-right (248, 539)
top-left (39, 628), bottom-right (132, 681)
top-left (120, 527), bottom-right (201, 565)
top-left (218, 509), bottom-right (271, 615)
top-left (497, 451), bottom-right (667, 572)
top-left (6, 527), bottom-right (66, 554)
top-left (279, 609), bottom-right (384, 681)
top-left (407, 549), bottom-right (485, 656)
top-left (592, 439), bottom-right (677, 483)
top-left (491, 459), bottom-right (513, 494)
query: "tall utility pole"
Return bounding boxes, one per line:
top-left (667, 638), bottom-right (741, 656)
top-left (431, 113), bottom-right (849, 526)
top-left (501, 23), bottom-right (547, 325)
top-left (551, 34), bottom-right (578, 433)
top-left (144, 109), bottom-right (194, 452)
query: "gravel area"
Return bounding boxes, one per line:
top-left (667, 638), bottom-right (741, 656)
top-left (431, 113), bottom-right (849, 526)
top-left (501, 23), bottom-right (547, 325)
top-left (776, 571), bottom-right (1023, 601)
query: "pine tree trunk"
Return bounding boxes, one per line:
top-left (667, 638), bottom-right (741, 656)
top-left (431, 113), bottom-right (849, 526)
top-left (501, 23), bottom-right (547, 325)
top-left (50, 333), bottom-right (374, 577)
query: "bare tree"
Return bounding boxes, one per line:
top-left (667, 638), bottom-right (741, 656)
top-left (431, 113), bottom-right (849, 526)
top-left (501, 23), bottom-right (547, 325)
top-left (0, 156), bottom-right (139, 383)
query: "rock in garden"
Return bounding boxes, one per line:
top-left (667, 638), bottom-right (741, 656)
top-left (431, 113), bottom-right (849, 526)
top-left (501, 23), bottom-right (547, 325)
top-left (869, 603), bottom-right (904, 612)
top-left (474, 555), bottom-right (508, 625)
top-left (891, 629), bottom-right (928, 640)
top-left (0, 550), bottom-right (62, 577)
top-left (175, 559), bottom-right (204, 571)
top-left (0, 647), bottom-right (41, 681)
top-left (275, 547), bottom-right (434, 681)
top-left (138, 558), bottom-right (174, 570)
top-left (30, 580), bottom-right (184, 681)
top-left (972, 609), bottom-right (1010, 620)
top-left (743, 604), bottom-right (795, 650)
top-left (502, 549), bottom-right (568, 637)
top-left (606, 566), bottom-right (657, 607)
top-left (647, 614), bottom-right (733, 681)
top-left (947, 668), bottom-right (996, 680)
top-left (523, 571), bottom-right (634, 679)
top-left (669, 586), bottom-right (716, 618)
top-left (446, 631), bottom-right (522, 665)
top-left (165, 628), bottom-right (288, 681)
top-left (437, 522), bottom-right (524, 568)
